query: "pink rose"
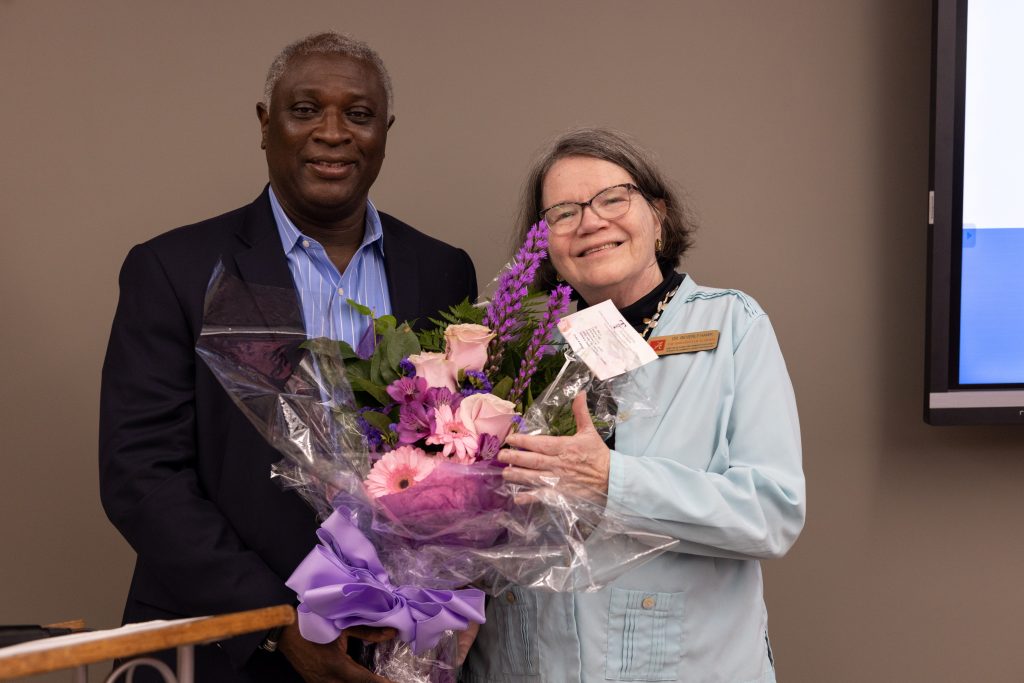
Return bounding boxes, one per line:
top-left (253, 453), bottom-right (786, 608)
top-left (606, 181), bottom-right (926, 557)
top-left (444, 324), bottom-right (495, 374)
top-left (408, 352), bottom-right (458, 391)
top-left (457, 393), bottom-right (517, 444)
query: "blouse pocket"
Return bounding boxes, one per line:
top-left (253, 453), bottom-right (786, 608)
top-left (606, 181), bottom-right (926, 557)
top-left (492, 586), bottom-right (539, 676)
top-left (605, 588), bottom-right (684, 681)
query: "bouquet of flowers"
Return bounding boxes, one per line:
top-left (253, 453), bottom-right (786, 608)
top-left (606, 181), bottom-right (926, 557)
top-left (197, 221), bottom-right (676, 682)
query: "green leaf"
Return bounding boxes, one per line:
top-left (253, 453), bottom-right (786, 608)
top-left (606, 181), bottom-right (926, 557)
top-left (345, 359), bottom-right (371, 380)
top-left (369, 347), bottom-right (385, 385)
top-left (299, 338), bottom-right (356, 386)
top-left (386, 327), bottom-right (421, 372)
top-left (374, 315), bottom-right (398, 335)
top-left (347, 299), bottom-right (374, 317)
top-left (491, 376), bottom-right (513, 400)
top-left (348, 375), bottom-right (391, 405)
top-left (449, 298), bottom-right (486, 324)
top-left (361, 410), bottom-right (394, 435)
top-left (417, 328), bottom-right (446, 353)
top-left (335, 341), bottom-right (360, 360)
top-left (379, 360), bottom-right (399, 385)
top-left (301, 338), bottom-right (358, 361)
top-left (547, 403), bottom-right (579, 436)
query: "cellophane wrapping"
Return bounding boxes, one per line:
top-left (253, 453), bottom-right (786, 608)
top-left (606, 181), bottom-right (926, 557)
top-left (196, 263), bottom-right (677, 682)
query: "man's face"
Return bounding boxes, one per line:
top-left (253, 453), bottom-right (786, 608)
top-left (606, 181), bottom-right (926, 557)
top-left (258, 53), bottom-right (393, 228)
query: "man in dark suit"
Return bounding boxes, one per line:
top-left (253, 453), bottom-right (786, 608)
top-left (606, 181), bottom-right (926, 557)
top-left (99, 32), bottom-right (477, 683)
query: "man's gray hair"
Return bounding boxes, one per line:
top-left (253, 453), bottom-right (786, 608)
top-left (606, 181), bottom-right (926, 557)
top-left (263, 31), bottom-right (394, 117)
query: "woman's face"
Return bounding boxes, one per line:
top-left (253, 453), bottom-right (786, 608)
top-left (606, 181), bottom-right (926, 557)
top-left (542, 156), bottom-right (664, 308)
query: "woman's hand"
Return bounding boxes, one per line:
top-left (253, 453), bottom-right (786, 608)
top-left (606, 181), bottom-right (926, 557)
top-left (499, 392), bottom-right (610, 503)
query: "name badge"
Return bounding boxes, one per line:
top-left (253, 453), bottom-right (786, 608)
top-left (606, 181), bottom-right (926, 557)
top-left (648, 330), bottom-right (720, 356)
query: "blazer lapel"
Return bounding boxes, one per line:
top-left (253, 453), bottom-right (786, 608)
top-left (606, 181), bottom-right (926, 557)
top-left (230, 187), bottom-right (304, 330)
top-left (381, 215), bottom-right (422, 324)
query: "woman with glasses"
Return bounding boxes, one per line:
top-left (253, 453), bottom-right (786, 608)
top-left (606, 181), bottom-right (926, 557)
top-left (463, 129), bottom-right (805, 682)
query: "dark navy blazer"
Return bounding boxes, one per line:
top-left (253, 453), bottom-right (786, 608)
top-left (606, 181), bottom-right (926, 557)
top-left (99, 187), bottom-right (477, 681)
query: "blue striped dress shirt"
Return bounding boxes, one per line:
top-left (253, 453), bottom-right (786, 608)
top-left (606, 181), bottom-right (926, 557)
top-left (269, 187), bottom-right (392, 346)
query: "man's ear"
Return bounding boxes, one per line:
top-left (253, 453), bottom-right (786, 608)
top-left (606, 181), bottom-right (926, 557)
top-left (387, 114), bottom-right (396, 131)
top-left (256, 102), bottom-right (269, 149)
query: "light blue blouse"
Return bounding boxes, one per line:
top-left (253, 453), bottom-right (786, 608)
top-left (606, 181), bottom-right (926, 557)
top-left (464, 275), bottom-right (805, 683)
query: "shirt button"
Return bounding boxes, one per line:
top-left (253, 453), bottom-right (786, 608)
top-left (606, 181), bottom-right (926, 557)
top-left (641, 596), bottom-right (656, 610)
top-left (301, 240), bottom-right (311, 248)
top-left (337, 287), bottom-right (345, 296)
top-left (505, 592), bottom-right (517, 604)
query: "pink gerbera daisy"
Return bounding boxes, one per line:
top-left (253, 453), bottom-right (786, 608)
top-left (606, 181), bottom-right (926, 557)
top-left (364, 446), bottom-right (437, 499)
top-left (425, 404), bottom-right (479, 463)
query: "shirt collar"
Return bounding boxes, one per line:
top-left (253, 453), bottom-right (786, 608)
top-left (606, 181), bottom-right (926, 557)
top-left (268, 185), bottom-right (386, 257)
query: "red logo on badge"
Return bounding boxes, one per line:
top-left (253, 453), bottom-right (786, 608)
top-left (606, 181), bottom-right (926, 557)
top-left (649, 339), bottom-right (665, 353)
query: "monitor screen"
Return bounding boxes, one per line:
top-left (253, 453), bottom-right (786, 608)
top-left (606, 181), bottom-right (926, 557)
top-left (925, 0), bottom-right (1024, 424)
top-left (957, 0), bottom-right (1024, 386)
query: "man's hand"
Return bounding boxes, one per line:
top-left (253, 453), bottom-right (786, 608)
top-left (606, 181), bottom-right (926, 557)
top-left (278, 622), bottom-right (397, 683)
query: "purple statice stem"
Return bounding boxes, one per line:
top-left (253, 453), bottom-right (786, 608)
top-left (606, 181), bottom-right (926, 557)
top-left (356, 414), bottom-right (383, 451)
top-left (461, 369), bottom-right (493, 397)
top-left (483, 221), bottom-right (550, 374)
top-left (507, 284), bottom-right (571, 406)
top-left (356, 404), bottom-right (398, 451)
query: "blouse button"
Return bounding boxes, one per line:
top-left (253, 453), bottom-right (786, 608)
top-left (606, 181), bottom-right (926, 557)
top-left (641, 596), bottom-right (656, 610)
top-left (506, 592), bottom-right (517, 604)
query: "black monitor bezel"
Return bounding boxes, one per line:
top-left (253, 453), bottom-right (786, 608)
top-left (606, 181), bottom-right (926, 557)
top-left (924, 0), bottom-right (1024, 425)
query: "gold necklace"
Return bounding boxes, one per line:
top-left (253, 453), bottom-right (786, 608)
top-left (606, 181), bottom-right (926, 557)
top-left (640, 285), bottom-right (680, 340)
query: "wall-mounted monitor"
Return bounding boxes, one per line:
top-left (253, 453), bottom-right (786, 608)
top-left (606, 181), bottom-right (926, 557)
top-left (925, 0), bottom-right (1024, 425)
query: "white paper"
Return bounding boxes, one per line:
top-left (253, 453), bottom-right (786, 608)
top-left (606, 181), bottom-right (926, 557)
top-left (557, 300), bottom-right (658, 380)
top-left (0, 618), bottom-right (205, 658)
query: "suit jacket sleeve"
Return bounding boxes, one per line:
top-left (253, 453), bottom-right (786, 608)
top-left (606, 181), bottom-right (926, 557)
top-left (99, 242), bottom-right (295, 665)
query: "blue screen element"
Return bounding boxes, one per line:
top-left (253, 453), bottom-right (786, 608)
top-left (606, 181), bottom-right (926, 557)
top-left (959, 227), bottom-right (1024, 384)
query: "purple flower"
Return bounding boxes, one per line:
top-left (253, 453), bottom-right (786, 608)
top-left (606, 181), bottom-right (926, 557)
top-left (483, 221), bottom-right (551, 373)
top-left (477, 433), bottom-right (502, 460)
top-left (396, 401), bottom-right (433, 445)
top-left (386, 375), bottom-right (428, 404)
top-left (424, 386), bottom-right (461, 411)
top-left (460, 370), bottom-right (493, 397)
top-left (508, 284), bottom-right (572, 405)
top-left (355, 322), bottom-right (378, 360)
top-left (357, 413), bottom-right (385, 451)
top-left (398, 358), bottom-right (416, 376)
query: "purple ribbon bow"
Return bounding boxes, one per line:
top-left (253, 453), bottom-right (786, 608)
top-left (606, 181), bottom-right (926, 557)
top-left (286, 508), bottom-right (486, 654)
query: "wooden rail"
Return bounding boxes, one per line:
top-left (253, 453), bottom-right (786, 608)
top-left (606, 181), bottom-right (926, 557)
top-left (0, 604), bottom-right (294, 679)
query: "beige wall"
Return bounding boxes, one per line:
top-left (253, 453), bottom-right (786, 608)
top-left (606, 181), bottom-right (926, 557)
top-left (2, 1), bottom-right (1022, 681)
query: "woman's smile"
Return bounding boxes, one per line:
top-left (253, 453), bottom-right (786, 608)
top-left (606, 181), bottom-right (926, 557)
top-left (578, 241), bottom-right (622, 257)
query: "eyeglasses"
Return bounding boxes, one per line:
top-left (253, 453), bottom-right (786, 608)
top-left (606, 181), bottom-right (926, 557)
top-left (539, 183), bottom-right (645, 234)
